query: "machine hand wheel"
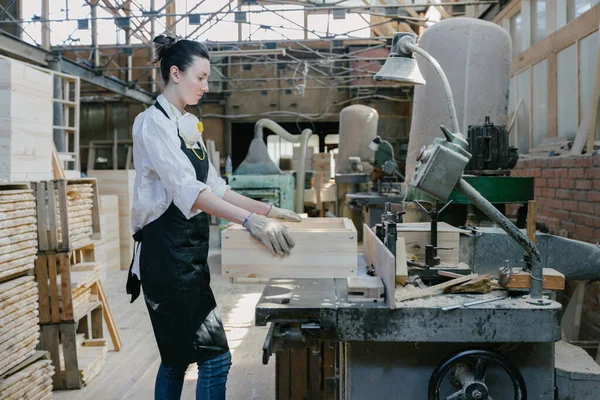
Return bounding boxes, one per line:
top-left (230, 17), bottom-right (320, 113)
top-left (428, 349), bottom-right (527, 400)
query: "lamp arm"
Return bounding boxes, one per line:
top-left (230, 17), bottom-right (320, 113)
top-left (381, 139), bottom-right (396, 163)
top-left (402, 40), bottom-right (460, 134)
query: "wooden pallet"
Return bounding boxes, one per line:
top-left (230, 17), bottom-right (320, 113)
top-left (32, 179), bottom-right (100, 253)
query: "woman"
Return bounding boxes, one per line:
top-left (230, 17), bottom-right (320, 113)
top-left (126, 35), bottom-right (301, 400)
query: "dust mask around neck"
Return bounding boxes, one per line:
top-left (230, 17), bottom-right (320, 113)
top-left (177, 113), bottom-right (204, 144)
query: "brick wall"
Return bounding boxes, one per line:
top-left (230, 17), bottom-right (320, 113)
top-left (510, 154), bottom-right (600, 243)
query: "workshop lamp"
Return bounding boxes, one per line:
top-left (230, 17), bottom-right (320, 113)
top-left (374, 32), bottom-right (547, 303)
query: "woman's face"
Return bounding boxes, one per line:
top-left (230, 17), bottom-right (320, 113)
top-left (171, 56), bottom-right (210, 106)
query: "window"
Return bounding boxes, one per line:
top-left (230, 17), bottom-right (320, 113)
top-left (567, 0), bottom-right (595, 22)
top-left (510, 12), bottom-right (522, 56)
top-left (579, 31), bottom-right (599, 125)
top-left (557, 43), bottom-right (579, 139)
top-left (531, 0), bottom-right (546, 44)
top-left (532, 60), bottom-right (548, 147)
top-left (267, 135), bottom-right (320, 168)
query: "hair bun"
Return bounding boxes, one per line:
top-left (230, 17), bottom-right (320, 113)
top-left (153, 35), bottom-right (177, 62)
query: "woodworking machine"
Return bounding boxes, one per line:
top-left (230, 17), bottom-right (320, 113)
top-left (255, 32), bottom-right (600, 399)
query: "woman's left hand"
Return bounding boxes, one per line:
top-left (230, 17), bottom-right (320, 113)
top-left (267, 206), bottom-right (302, 222)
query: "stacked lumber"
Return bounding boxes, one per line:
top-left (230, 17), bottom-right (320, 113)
top-left (59, 334), bottom-right (107, 386)
top-left (87, 170), bottom-right (136, 270)
top-left (58, 264), bottom-right (101, 318)
top-left (0, 276), bottom-right (39, 376)
top-left (0, 57), bottom-right (54, 182)
top-left (529, 137), bottom-right (573, 157)
top-left (59, 182), bottom-right (95, 248)
top-left (0, 188), bottom-right (38, 281)
top-left (92, 195), bottom-right (120, 279)
top-left (0, 357), bottom-right (54, 400)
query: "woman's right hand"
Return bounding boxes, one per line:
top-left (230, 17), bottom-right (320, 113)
top-left (243, 214), bottom-right (295, 256)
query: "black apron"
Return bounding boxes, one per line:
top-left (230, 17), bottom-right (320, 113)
top-left (126, 102), bottom-right (229, 366)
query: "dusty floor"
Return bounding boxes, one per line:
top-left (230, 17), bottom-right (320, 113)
top-left (54, 227), bottom-right (274, 399)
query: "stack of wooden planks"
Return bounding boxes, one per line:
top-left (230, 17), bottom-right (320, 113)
top-left (0, 57), bottom-right (54, 182)
top-left (0, 355), bottom-right (54, 400)
top-left (92, 195), bottom-right (120, 279)
top-left (59, 334), bottom-right (107, 386)
top-left (0, 187), bottom-right (38, 281)
top-left (58, 182), bottom-right (95, 248)
top-left (87, 170), bottom-right (136, 270)
top-left (0, 276), bottom-right (39, 376)
top-left (529, 137), bottom-right (573, 157)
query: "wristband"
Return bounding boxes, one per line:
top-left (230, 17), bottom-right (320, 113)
top-left (242, 212), bottom-right (254, 228)
top-left (267, 204), bottom-right (274, 216)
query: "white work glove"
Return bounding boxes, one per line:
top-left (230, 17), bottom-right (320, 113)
top-left (266, 205), bottom-right (302, 222)
top-left (243, 213), bottom-right (295, 256)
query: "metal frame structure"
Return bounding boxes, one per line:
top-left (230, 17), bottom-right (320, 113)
top-left (0, 0), bottom-right (500, 101)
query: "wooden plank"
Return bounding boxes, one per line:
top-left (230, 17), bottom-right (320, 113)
top-left (60, 322), bottom-right (82, 389)
top-left (510, 5), bottom-right (600, 74)
top-left (56, 180), bottom-right (71, 251)
top-left (587, 29), bottom-right (600, 154)
top-left (58, 253), bottom-right (73, 321)
top-left (46, 182), bottom-right (58, 250)
top-left (34, 182), bottom-right (49, 251)
top-left (34, 257), bottom-right (50, 324)
top-left (96, 280), bottom-right (122, 351)
top-left (40, 324), bottom-right (62, 389)
top-left (499, 267), bottom-right (565, 291)
top-left (52, 143), bottom-right (65, 179)
top-left (47, 254), bottom-right (60, 324)
top-left (395, 274), bottom-right (476, 303)
top-left (363, 224), bottom-right (396, 309)
top-left (527, 200), bottom-right (536, 243)
top-left (395, 237), bottom-right (408, 285)
top-left (222, 218), bottom-right (357, 279)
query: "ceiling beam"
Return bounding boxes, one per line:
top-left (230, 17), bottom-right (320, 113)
top-left (58, 57), bottom-right (154, 104)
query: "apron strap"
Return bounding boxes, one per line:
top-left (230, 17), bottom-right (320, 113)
top-left (126, 230), bottom-right (144, 303)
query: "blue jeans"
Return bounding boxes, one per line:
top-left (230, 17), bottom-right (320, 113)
top-left (155, 351), bottom-right (232, 400)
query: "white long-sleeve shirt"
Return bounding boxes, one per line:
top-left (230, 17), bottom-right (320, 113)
top-left (130, 94), bottom-right (229, 277)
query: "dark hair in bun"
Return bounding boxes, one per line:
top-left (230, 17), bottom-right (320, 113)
top-left (153, 35), bottom-right (211, 83)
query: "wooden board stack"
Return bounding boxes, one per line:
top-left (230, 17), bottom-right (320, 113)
top-left (92, 195), bottom-right (120, 279)
top-left (0, 276), bottom-right (39, 376)
top-left (0, 58), bottom-right (54, 182)
top-left (87, 170), bottom-right (136, 270)
top-left (59, 334), bottom-right (107, 387)
top-left (0, 187), bottom-right (38, 281)
top-left (0, 355), bottom-right (54, 400)
top-left (57, 182), bottom-right (95, 248)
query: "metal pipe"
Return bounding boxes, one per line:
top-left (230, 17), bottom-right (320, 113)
top-left (401, 38), bottom-right (460, 134)
top-left (455, 178), bottom-right (543, 298)
top-left (254, 119), bottom-right (312, 214)
top-left (91, 1), bottom-right (99, 68)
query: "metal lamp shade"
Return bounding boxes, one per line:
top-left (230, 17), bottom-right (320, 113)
top-left (374, 56), bottom-right (426, 86)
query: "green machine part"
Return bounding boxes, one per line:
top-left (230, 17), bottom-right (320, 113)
top-left (373, 141), bottom-right (395, 169)
top-left (218, 174), bottom-right (296, 246)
